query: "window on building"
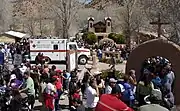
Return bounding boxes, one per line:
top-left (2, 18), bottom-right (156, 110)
top-left (90, 23), bottom-right (93, 28)
top-left (95, 27), bottom-right (106, 33)
top-left (107, 22), bottom-right (111, 26)
top-left (53, 45), bottom-right (58, 50)
top-left (69, 44), bottom-right (77, 50)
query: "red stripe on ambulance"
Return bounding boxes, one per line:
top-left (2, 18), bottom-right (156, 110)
top-left (30, 50), bottom-right (89, 52)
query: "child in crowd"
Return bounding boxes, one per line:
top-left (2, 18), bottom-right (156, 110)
top-left (43, 77), bottom-right (57, 111)
top-left (70, 88), bottom-right (85, 111)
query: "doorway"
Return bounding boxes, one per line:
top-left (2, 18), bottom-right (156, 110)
top-left (98, 36), bottom-right (104, 42)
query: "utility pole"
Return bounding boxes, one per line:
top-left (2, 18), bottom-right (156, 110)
top-left (150, 13), bottom-right (169, 38)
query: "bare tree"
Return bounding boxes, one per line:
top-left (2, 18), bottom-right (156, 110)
top-left (0, 0), bottom-right (13, 32)
top-left (47, 0), bottom-right (87, 38)
top-left (116, 0), bottom-right (143, 48)
top-left (13, 0), bottom-right (51, 35)
top-left (165, 0), bottom-right (180, 43)
top-left (139, 0), bottom-right (180, 43)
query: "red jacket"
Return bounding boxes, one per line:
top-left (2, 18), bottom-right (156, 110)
top-left (53, 75), bottom-right (63, 90)
top-left (43, 93), bottom-right (54, 110)
top-left (95, 94), bottom-right (134, 111)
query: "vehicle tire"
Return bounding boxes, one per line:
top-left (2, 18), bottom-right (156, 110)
top-left (44, 57), bottom-right (51, 64)
top-left (78, 55), bottom-right (88, 65)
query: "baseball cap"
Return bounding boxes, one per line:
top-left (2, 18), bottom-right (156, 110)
top-left (109, 78), bottom-right (117, 83)
top-left (10, 74), bottom-right (16, 80)
top-left (56, 69), bottom-right (62, 73)
top-left (94, 71), bottom-right (102, 75)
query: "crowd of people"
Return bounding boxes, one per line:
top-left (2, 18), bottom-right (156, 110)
top-left (83, 56), bottom-right (175, 111)
top-left (0, 39), bottom-right (176, 111)
top-left (0, 40), bottom-right (30, 65)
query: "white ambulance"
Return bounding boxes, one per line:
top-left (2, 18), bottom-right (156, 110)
top-left (29, 39), bottom-right (90, 65)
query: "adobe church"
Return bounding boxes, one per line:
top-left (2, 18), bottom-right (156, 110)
top-left (78, 17), bottom-right (112, 41)
top-left (88, 17), bottom-right (112, 40)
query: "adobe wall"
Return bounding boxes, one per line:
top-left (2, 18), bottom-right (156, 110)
top-left (126, 38), bottom-right (180, 105)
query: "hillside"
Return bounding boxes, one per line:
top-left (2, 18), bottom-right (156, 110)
top-left (85, 0), bottom-right (123, 8)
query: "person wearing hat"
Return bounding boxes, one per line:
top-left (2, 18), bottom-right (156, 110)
top-left (43, 77), bottom-right (57, 111)
top-left (138, 89), bottom-right (169, 111)
top-left (95, 72), bottom-right (105, 96)
top-left (162, 83), bottom-right (175, 110)
top-left (8, 74), bottom-right (23, 89)
top-left (105, 78), bottom-right (117, 94)
top-left (86, 78), bottom-right (99, 111)
top-left (95, 84), bottom-right (134, 111)
top-left (19, 63), bottom-right (27, 75)
top-left (11, 64), bottom-right (23, 81)
top-left (53, 69), bottom-right (63, 111)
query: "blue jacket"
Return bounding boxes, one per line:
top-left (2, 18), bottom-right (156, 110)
top-left (152, 76), bottom-right (162, 88)
top-left (0, 51), bottom-right (4, 65)
top-left (122, 82), bottom-right (135, 101)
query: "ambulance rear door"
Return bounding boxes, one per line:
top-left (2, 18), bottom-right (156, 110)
top-left (58, 39), bottom-right (67, 61)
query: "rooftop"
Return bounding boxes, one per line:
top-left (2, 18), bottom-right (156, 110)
top-left (4, 31), bottom-right (29, 39)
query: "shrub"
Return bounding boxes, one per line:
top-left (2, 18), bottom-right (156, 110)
top-left (101, 70), bottom-right (124, 79)
top-left (108, 33), bottom-right (126, 44)
top-left (116, 34), bottom-right (126, 44)
top-left (82, 32), bottom-right (97, 45)
top-left (108, 33), bottom-right (117, 42)
top-left (100, 58), bottom-right (123, 64)
top-left (116, 59), bottom-right (123, 64)
top-left (99, 57), bottom-right (106, 63)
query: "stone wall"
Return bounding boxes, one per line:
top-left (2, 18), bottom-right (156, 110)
top-left (126, 38), bottom-right (180, 105)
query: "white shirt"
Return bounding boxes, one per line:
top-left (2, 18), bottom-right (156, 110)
top-left (45, 83), bottom-right (56, 95)
top-left (1, 48), bottom-right (5, 53)
top-left (19, 66), bottom-right (27, 75)
top-left (6, 48), bottom-right (10, 54)
top-left (105, 85), bottom-right (112, 94)
top-left (118, 84), bottom-right (125, 93)
top-left (85, 86), bottom-right (99, 108)
top-left (106, 48), bottom-right (109, 51)
top-left (98, 49), bottom-right (102, 54)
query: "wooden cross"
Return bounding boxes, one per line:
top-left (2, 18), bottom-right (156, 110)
top-left (150, 13), bottom-right (169, 38)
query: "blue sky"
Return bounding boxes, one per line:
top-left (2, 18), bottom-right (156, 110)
top-left (79, 0), bottom-right (92, 4)
top-left (86, 0), bottom-right (92, 3)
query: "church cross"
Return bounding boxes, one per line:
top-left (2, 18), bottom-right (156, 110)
top-left (150, 13), bottom-right (169, 38)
